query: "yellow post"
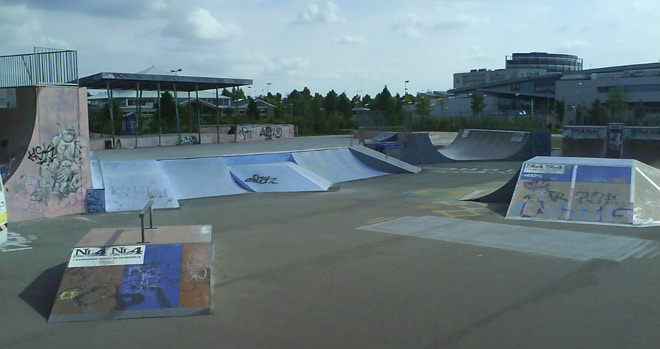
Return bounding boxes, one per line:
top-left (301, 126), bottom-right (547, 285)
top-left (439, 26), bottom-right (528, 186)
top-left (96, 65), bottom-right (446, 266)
top-left (0, 169), bottom-right (7, 245)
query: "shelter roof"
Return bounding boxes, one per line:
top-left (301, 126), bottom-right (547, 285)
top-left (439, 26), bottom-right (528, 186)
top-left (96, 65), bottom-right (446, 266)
top-left (78, 72), bottom-right (252, 92)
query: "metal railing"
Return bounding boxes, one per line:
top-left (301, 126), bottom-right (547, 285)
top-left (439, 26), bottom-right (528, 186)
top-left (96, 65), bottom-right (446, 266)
top-left (0, 47), bottom-right (78, 88)
top-left (138, 200), bottom-right (154, 243)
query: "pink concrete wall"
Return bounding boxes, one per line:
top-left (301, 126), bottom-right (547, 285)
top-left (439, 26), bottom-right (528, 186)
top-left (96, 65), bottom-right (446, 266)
top-left (5, 86), bottom-right (90, 221)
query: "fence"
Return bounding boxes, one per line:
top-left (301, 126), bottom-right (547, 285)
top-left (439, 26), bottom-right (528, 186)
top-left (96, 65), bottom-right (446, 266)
top-left (0, 47), bottom-right (78, 88)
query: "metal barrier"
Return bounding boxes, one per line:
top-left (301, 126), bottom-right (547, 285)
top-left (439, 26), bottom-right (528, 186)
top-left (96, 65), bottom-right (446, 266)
top-left (138, 200), bottom-right (154, 243)
top-left (0, 47), bottom-right (78, 88)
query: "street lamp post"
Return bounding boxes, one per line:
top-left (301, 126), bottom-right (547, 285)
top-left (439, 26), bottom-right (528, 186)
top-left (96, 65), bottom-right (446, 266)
top-left (171, 69), bottom-right (182, 142)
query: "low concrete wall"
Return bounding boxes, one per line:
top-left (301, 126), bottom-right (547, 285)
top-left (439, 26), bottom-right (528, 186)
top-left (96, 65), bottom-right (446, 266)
top-left (90, 124), bottom-right (296, 150)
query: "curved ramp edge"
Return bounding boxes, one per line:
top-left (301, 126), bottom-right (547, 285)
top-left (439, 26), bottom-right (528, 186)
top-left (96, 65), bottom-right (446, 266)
top-left (459, 169), bottom-right (521, 203)
top-left (349, 145), bottom-right (421, 174)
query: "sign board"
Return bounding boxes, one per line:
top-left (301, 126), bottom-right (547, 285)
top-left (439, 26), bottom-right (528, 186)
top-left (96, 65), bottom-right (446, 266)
top-left (68, 244), bottom-right (146, 267)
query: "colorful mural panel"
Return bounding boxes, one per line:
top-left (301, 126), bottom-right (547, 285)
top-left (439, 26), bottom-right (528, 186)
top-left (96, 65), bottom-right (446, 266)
top-left (50, 242), bottom-right (212, 322)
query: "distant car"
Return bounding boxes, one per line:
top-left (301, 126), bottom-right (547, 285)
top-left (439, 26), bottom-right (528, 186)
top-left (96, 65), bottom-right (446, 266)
top-left (517, 110), bottom-right (527, 117)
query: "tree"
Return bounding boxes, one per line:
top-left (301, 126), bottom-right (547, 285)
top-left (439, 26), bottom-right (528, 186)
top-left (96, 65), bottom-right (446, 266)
top-left (324, 90), bottom-right (338, 114)
top-left (589, 99), bottom-right (608, 125)
top-left (414, 94), bottom-right (432, 130)
top-left (89, 98), bottom-right (123, 134)
top-left (632, 100), bottom-right (646, 125)
top-left (246, 97), bottom-right (259, 119)
top-left (605, 87), bottom-right (627, 122)
top-left (470, 91), bottom-right (485, 117)
top-left (555, 100), bottom-right (565, 124)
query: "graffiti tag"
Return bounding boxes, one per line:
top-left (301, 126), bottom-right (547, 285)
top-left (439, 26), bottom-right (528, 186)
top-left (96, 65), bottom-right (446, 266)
top-left (2, 231), bottom-right (37, 252)
top-left (27, 144), bottom-right (56, 165)
top-left (179, 136), bottom-right (197, 145)
top-left (245, 174), bottom-right (278, 184)
top-left (260, 125), bottom-right (283, 140)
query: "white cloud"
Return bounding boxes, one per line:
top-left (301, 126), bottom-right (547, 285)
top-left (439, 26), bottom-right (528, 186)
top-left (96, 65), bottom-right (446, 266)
top-left (334, 35), bottom-right (365, 45)
top-left (234, 52), bottom-right (310, 78)
top-left (294, 1), bottom-right (344, 24)
top-left (163, 7), bottom-right (240, 42)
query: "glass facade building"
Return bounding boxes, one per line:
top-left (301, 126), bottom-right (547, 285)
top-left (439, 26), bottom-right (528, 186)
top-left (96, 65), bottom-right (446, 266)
top-left (506, 52), bottom-right (583, 72)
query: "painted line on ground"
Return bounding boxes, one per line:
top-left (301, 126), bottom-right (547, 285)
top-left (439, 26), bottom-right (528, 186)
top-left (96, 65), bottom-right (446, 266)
top-left (357, 216), bottom-right (657, 262)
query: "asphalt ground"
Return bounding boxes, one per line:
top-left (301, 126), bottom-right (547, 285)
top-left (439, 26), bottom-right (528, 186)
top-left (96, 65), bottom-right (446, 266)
top-left (2, 137), bottom-right (659, 349)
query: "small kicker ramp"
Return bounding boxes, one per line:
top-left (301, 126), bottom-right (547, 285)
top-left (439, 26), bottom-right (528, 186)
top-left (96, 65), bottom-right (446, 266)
top-left (506, 156), bottom-right (660, 226)
top-left (228, 161), bottom-right (333, 192)
top-left (49, 225), bottom-right (213, 322)
top-left (400, 130), bottom-right (550, 165)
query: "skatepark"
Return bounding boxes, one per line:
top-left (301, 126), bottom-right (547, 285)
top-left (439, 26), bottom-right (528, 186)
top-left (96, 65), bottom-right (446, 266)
top-left (1, 53), bottom-right (659, 347)
top-left (2, 129), bottom-right (660, 348)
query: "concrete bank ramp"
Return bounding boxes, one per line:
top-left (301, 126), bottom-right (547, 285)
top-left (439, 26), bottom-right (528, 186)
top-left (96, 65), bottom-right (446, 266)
top-left (400, 129), bottom-right (550, 165)
top-left (292, 148), bottom-right (395, 183)
top-left (160, 157), bottom-right (247, 199)
top-left (94, 146), bottom-right (420, 213)
top-left (100, 160), bottom-right (179, 212)
top-left (506, 156), bottom-right (660, 226)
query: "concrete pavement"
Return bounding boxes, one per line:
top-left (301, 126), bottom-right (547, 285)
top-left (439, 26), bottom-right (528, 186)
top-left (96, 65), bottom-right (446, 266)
top-left (1, 137), bottom-right (659, 349)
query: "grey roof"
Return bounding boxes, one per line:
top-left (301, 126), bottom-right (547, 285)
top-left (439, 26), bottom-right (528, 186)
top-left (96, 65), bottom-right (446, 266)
top-left (78, 72), bottom-right (252, 92)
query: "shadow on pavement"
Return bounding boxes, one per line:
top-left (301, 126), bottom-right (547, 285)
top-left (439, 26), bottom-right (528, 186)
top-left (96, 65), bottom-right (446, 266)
top-left (19, 262), bottom-right (67, 320)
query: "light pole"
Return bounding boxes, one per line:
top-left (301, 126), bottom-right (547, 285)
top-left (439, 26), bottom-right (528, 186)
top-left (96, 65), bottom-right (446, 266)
top-left (404, 80), bottom-right (410, 130)
top-left (171, 68), bottom-right (182, 141)
top-left (266, 82), bottom-right (271, 96)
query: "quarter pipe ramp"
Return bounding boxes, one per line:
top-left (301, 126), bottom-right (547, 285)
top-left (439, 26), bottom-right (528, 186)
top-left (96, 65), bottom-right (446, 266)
top-left (399, 129), bottom-right (551, 165)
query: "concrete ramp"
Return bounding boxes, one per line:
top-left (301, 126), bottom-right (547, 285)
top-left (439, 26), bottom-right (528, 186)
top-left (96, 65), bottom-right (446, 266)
top-left (506, 156), bottom-right (660, 226)
top-left (349, 145), bottom-right (421, 174)
top-left (94, 146), bottom-right (423, 213)
top-left (160, 157), bottom-right (247, 199)
top-left (460, 169), bottom-right (521, 203)
top-left (292, 148), bottom-right (392, 183)
top-left (228, 162), bottom-right (333, 192)
top-left (101, 160), bottom-right (179, 212)
top-left (368, 132), bottom-right (398, 142)
top-left (89, 152), bottom-right (104, 189)
top-left (400, 129), bottom-right (550, 165)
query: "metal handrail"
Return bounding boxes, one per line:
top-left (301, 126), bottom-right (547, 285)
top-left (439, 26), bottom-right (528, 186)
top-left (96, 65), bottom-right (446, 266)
top-left (138, 200), bottom-right (154, 243)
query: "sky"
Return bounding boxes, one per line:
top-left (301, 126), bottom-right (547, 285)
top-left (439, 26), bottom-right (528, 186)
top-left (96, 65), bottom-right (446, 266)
top-left (1, 0), bottom-right (659, 98)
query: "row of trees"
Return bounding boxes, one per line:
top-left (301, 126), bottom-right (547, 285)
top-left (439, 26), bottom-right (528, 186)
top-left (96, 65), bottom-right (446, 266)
top-left (88, 84), bottom-right (652, 136)
top-left (89, 86), bottom-right (412, 136)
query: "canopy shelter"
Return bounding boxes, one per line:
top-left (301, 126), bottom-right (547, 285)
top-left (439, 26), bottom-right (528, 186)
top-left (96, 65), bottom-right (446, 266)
top-left (78, 71), bottom-right (253, 147)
